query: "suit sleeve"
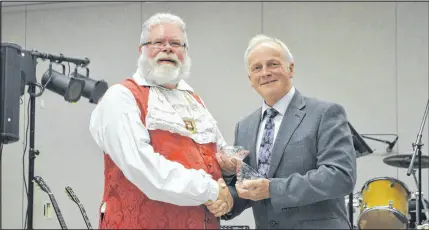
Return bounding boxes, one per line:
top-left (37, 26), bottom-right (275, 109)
top-left (269, 103), bottom-right (357, 212)
top-left (222, 122), bottom-right (253, 220)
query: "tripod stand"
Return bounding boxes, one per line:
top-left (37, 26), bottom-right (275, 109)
top-left (407, 99), bottom-right (429, 227)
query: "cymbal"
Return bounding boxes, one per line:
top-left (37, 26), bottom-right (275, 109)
top-left (383, 154), bottom-right (429, 169)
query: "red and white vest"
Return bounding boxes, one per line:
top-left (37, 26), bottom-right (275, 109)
top-left (99, 78), bottom-right (222, 229)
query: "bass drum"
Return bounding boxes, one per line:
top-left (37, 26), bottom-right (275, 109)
top-left (358, 177), bottom-right (411, 229)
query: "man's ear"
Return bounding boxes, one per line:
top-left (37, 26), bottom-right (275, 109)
top-left (248, 75), bottom-right (256, 88)
top-left (289, 63), bottom-right (295, 78)
top-left (289, 62), bottom-right (294, 72)
top-left (138, 44), bottom-right (142, 53)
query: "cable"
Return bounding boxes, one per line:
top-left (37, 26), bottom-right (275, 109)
top-left (22, 97), bottom-right (30, 229)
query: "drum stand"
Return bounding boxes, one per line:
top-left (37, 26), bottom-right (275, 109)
top-left (348, 193), bottom-right (353, 228)
top-left (412, 173), bottom-right (429, 225)
top-left (407, 99), bottom-right (429, 227)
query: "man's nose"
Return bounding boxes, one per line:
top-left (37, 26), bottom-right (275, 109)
top-left (161, 43), bottom-right (173, 53)
top-left (261, 67), bottom-right (272, 77)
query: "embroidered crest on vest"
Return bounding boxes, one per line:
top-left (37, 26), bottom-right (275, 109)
top-left (183, 118), bottom-right (196, 134)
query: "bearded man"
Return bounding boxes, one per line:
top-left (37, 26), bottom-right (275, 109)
top-left (89, 13), bottom-right (233, 229)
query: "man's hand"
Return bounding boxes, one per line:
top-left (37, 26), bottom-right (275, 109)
top-left (215, 153), bottom-right (240, 175)
top-left (205, 178), bottom-right (233, 217)
top-left (236, 178), bottom-right (270, 201)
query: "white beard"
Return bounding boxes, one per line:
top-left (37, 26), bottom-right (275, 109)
top-left (137, 52), bottom-right (191, 86)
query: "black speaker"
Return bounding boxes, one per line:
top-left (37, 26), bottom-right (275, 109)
top-left (1, 43), bottom-right (23, 144)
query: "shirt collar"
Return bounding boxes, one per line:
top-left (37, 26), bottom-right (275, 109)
top-left (261, 86), bottom-right (296, 120)
top-left (132, 70), bottom-right (194, 92)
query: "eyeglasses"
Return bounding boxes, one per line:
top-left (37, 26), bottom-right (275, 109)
top-left (141, 40), bottom-right (187, 49)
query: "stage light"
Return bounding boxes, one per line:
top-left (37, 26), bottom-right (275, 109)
top-left (41, 68), bottom-right (85, 103)
top-left (1, 42), bottom-right (110, 230)
top-left (71, 71), bottom-right (108, 104)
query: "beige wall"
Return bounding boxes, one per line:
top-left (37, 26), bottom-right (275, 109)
top-left (2, 1), bottom-right (428, 228)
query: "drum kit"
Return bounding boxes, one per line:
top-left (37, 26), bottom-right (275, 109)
top-left (346, 99), bottom-right (429, 229)
top-left (347, 154), bottom-right (429, 229)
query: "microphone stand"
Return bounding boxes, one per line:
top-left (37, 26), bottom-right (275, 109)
top-left (360, 135), bottom-right (391, 145)
top-left (407, 99), bottom-right (429, 227)
top-left (360, 135), bottom-right (397, 153)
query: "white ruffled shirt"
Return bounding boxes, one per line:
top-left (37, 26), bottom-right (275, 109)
top-left (89, 71), bottom-right (226, 207)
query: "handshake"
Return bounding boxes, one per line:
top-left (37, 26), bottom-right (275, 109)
top-left (204, 146), bottom-right (249, 217)
top-left (204, 178), bottom-right (233, 217)
top-left (204, 146), bottom-right (271, 216)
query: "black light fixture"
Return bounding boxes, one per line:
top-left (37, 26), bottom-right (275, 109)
top-left (41, 62), bottom-right (108, 104)
top-left (41, 67), bottom-right (85, 103)
top-left (0, 43), bottom-right (110, 230)
top-left (70, 71), bottom-right (108, 104)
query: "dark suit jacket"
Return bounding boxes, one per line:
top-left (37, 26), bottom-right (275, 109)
top-left (223, 90), bottom-right (357, 229)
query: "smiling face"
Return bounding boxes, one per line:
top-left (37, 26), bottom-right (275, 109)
top-left (138, 22), bottom-right (191, 87)
top-left (145, 23), bottom-right (186, 65)
top-left (247, 42), bottom-right (294, 106)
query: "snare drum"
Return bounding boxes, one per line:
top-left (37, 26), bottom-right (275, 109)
top-left (358, 177), bottom-right (411, 229)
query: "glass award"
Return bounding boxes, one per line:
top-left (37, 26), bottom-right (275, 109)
top-left (220, 146), bottom-right (249, 161)
top-left (236, 160), bottom-right (265, 182)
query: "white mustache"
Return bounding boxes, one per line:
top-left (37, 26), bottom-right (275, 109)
top-left (137, 51), bottom-right (191, 86)
top-left (154, 53), bottom-right (180, 65)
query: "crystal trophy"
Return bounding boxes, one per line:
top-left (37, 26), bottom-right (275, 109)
top-left (220, 146), bottom-right (249, 161)
top-left (236, 160), bottom-right (265, 182)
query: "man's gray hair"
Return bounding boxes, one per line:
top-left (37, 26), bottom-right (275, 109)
top-left (244, 34), bottom-right (293, 73)
top-left (140, 13), bottom-right (189, 48)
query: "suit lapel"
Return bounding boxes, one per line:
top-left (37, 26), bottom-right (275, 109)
top-left (267, 90), bottom-right (306, 178)
top-left (247, 108), bottom-right (262, 170)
